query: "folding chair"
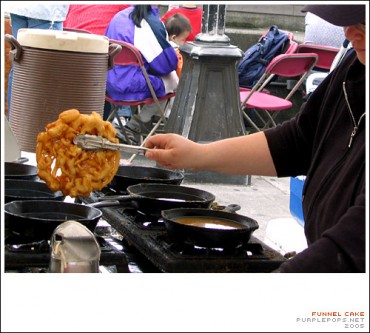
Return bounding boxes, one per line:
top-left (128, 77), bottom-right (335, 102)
top-left (296, 43), bottom-right (339, 70)
top-left (105, 39), bottom-right (175, 155)
top-left (240, 53), bottom-right (318, 132)
top-left (238, 37), bottom-right (298, 115)
top-left (296, 43), bottom-right (339, 94)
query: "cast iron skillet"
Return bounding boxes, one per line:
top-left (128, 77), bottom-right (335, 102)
top-left (94, 183), bottom-right (216, 216)
top-left (5, 162), bottom-right (38, 180)
top-left (108, 165), bottom-right (184, 192)
top-left (4, 184), bottom-right (215, 241)
top-left (5, 179), bottom-right (65, 203)
top-left (161, 208), bottom-right (259, 249)
top-left (4, 200), bottom-right (102, 242)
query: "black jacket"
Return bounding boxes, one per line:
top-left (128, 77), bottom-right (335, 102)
top-left (265, 50), bottom-right (365, 272)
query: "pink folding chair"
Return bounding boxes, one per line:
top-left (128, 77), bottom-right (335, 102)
top-left (105, 39), bottom-right (175, 149)
top-left (285, 40), bottom-right (299, 54)
top-left (238, 40), bottom-right (298, 107)
top-left (240, 52), bottom-right (318, 132)
top-left (296, 43), bottom-right (340, 94)
top-left (296, 43), bottom-right (339, 70)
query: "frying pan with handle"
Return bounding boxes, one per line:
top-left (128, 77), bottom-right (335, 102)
top-left (108, 165), bottom-right (184, 191)
top-left (4, 184), bottom-right (216, 242)
top-left (4, 200), bottom-right (102, 242)
top-left (93, 183), bottom-right (216, 216)
top-left (161, 208), bottom-right (259, 249)
top-left (5, 179), bottom-right (65, 203)
top-left (5, 162), bottom-right (38, 180)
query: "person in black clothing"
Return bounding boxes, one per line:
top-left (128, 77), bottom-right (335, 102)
top-left (144, 5), bottom-right (366, 273)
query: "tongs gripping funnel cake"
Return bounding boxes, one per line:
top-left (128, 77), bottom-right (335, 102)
top-left (74, 134), bottom-right (149, 156)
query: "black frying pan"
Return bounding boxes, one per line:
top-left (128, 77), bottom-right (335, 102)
top-left (4, 184), bottom-right (214, 241)
top-left (94, 183), bottom-right (215, 216)
top-left (4, 200), bottom-right (102, 242)
top-left (161, 208), bottom-right (259, 248)
top-left (5, 162), bottom-right (38, 180)
top-left (5, 179), bottom-right (65, 203)
top-left (109, 165), bottom-right (184, 191)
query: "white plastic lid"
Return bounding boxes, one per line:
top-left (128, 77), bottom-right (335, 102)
top-left (17, 28), bottom-right (109, 53)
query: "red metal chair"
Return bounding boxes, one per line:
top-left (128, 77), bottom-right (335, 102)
top-left (238, 39), bottom-right (298, 119)
top-left (296, 43), bottom-right (340, 95)
top-left (240, 52), bottom-right (318, 132)
top-left (105, 39), bottom-right (176, 149)
top-left (296, 43), bottom-right (339, 70)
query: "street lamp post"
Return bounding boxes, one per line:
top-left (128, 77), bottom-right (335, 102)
top-left (164, 4), bottom-right (249, 184)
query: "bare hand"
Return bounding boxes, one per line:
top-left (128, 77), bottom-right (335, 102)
top-left (145, 133), bottom-right (201, 170)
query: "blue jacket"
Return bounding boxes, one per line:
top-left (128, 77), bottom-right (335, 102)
top-left (105, 6), bottom-right (178, 101)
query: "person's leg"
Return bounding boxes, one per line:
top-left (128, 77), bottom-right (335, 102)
top-left (7, 14), bottom-right (28, 120)
top-left (27, 18), bottom-right (63, 30)
top-left (9, 14), bottom-right (28, 37)
top-left (103, 100), bottom-right (112, 121)
top-left (117, 105), bottom-right (132, 118)
top-left (125, 101), bottom-right (167, 133)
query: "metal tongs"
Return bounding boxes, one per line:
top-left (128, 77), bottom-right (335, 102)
top-left (73, 134), bottom-right (149, 156)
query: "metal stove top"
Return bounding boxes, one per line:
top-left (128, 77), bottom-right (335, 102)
top-left (80, 190), bottom-right (286, 273)
top-left (4, 233), bottom-right (130, 273)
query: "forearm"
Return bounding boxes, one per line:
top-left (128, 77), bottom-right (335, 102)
top-left (196, 132), bottom-right (277, 176)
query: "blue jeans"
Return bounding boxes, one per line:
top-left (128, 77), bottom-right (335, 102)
top-left (7, 14), bottom-right (63, 120)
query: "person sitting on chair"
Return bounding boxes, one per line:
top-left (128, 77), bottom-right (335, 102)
top-left (63, 4), bottom-right (132, 122)
top-left (105, 5), bottom-right (179, 145)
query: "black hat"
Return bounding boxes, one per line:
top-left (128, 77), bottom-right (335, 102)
top-left (302, 5), bottom-right (365, 26)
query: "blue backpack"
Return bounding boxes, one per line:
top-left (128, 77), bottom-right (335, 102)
top-left (238, 25), bottom-right (290, 88)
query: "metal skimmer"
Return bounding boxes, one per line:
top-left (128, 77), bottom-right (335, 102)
top-left (73, 134), bottom-right (149, 156)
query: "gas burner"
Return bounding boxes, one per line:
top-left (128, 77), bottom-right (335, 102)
top-left (82, 194), bottom-right (287, 273)
top-left (132, 212), bottom-right (165, 230)
top-left (6, 239), bottom-right (50, 253)
top-left (156, 233), bottom-right (263, 257)
top-left (4, 234), bottom-right (130, 273)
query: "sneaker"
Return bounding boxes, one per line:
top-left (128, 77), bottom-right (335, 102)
top-left (113, 116), bottom-right (127, 127)
top-left (116, 125), bottom-right (141, 145)
top-left (128, 114), bottom-right (154, 135)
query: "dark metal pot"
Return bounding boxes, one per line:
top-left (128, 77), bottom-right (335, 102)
top-left (161, 208), bottom-right (259, 248)
top-left (109, 165), bottom-right (184, 191)
top-left (5, 179), bottom-right (65, 203)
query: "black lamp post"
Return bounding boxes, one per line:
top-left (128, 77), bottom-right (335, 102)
top-left (165, 5), bottom-right (249, 184)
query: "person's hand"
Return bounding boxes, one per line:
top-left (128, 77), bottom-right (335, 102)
top-left (145, 133), bottom-right (201, 170)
